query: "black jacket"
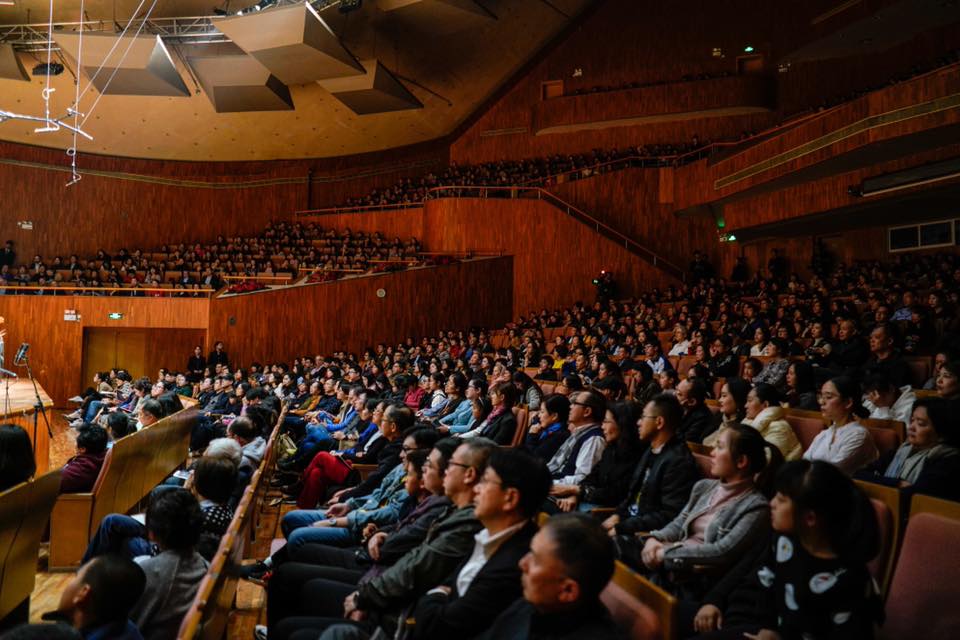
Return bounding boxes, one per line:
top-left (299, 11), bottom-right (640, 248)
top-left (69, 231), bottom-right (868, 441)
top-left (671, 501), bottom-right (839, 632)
top-left (410, 521), bottom-right (538, 639)
top-left (614, 436), bottom-right (700, 536)
top-left (524, 425), bottom-right (569, 463)
top-left (480, 410), bottom-right (518, 446)
top-left (679, 404), bottom-right (714, 443)
top-left (579, 442), bottom-right (645, 507)
top-left (474, 599), bottom-right (622, 640)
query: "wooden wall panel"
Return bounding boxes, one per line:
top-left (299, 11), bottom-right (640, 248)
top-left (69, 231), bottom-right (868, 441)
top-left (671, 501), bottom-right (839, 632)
top-left (550, 169), bottom-right (719, 268)
top-left (207, 257), bottom-right (513, 368)
top-left (0, 138), bottom-right (446, 264)
top-left (0, 296), bottom-right (208, 405)
top-left (314, 197), bottom-right (679, 316)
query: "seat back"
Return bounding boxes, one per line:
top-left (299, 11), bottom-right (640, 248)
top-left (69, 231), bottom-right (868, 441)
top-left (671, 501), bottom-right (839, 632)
top-left (784, 410), bottom-right (826, 451)
top-left (676, 356), bottom-right (698, 379)
top-left (511, 406), bottom-right (530, 448)
top-left (0, 471), bottom-right (62, 619)
top-left (600, 561), bottom-right (676, 640)
top-left (880, 497), bottom-right (960, 639)
top-left (855, 480), bottom-right (899, 596)
top-left (904, 356), bottom-right (931, 388)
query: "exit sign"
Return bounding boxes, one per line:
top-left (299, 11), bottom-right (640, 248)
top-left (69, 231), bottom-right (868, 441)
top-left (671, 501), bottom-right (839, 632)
top-left (108, 312), bottom-right (124, 320)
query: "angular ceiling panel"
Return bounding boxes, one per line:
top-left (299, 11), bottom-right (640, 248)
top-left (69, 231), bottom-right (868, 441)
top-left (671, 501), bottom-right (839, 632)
top-left (216, 3), bottom-right (365, 85)
top-left (317, 59), bottom-right (423, 114)
top-left (0, 44), bottom-right (29, 82)
top-left (188, 54), bottom-right (294, 113)
top-left (378, 0), bottom-right (495, 34)
top-left (55, 33), bottom-right (189, 96)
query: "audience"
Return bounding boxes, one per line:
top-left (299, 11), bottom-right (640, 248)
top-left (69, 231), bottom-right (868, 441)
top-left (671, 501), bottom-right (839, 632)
top-left (60, 425), bottom-right (109, 494)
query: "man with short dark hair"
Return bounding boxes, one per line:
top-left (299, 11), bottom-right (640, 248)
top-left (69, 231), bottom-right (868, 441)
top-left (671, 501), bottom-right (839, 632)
top-left (675, 378), bottom-right (713, 443)
top-left (137, 399), bottom-right (163, 430)
top-left (475, 513), bottom-right (621, 640)
top-left (228, 416), bottom-right (266, 472)
top-left (603, 393), bottom-right (699, 540)
top-left (130, 489), bottom-right (209, 640)
top-left (862, 322), bottom-right (911, 387)
top-left (46, 554), bottom-right (146, 639)
top-left (407, 448), bottom-right (551, 638)
top-left (61, 425), bottom-right (109, 493)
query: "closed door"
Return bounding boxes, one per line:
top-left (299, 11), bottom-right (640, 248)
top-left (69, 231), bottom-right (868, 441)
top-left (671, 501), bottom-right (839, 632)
top-left (81, 329), bottom-right (147, 391)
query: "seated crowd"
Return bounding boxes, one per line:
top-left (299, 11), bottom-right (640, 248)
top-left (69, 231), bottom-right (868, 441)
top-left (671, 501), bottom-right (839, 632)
top-left (0, 246), bottom-right (958, 639)
top-left (0, 223), bottom-right (422, 297)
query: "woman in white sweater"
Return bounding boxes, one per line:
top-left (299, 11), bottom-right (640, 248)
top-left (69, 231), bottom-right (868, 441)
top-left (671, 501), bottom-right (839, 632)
top-left (803, 376), bottom-right (878, 475)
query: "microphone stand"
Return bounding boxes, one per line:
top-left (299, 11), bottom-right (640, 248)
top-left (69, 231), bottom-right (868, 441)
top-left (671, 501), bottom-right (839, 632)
top-left (20, 355), bottom-right (52, 457)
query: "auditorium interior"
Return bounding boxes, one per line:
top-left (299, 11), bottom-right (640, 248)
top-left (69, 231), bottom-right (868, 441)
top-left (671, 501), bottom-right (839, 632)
top-left (1, 0), bottom-right (960, 638)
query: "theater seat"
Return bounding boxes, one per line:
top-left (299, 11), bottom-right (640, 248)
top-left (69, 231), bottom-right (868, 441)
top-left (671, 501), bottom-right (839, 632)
top-left (600, 561), bottom-right (675, 640)
top-left (880, 496), bottom-right (960, 638)
top-left (784, 412), bottom-right (825, 451)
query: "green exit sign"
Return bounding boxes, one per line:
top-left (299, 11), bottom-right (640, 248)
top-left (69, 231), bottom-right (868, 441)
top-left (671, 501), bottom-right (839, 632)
top-left (108, 312), bottom-right (124, 320)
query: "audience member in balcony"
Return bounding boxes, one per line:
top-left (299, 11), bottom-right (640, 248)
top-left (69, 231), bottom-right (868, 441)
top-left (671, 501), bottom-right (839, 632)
top-left (549, 400), bottom-right (644, 513)
top-left (130, 489), bottom-right (208, 640)
top-left (60, 425), bottom-right (109, 494)
top-left (862, 371), bottom-right (916, 424)
top-left (691, 460), bottom-right (881, 639)
top-left (0, 424), bottom-right (36, 491)
top-left (741, 384), bottom-right (802, 461)
top-left (702, 378), bottom-right (751, 448)
top-left (784, 361), bottom-right (819, 411)
top-left (472, 514), bottom-right (620, 640)
top-left (803, 377), bottom-right (877, 475)
top-left (676, 378), bottom-right (713, 443)
top-left (524, 393), bottom-right (571, 462)
top-left (640, 424), bottom-right (781, 601)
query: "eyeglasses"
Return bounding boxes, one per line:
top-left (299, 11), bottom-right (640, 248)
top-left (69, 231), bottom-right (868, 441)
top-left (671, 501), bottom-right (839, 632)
top-left (640, 414), bottom-right (658, 420)
top-left (478, 476), bottom-right (505, 488)
top-left (570, 401), bottom-right (589, 407)
top-left (447, 461), bottom-right (472, 471)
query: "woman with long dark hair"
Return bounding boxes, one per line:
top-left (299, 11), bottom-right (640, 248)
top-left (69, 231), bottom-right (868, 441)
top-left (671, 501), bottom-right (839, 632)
top-left (0, 424), bottom-right (36, 491)
top-left (550, 400), bottom-right (645, 512)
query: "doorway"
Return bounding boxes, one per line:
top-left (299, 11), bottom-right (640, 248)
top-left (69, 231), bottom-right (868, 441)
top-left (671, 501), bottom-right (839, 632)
top-left (81, 328), bottom-right (206, 390)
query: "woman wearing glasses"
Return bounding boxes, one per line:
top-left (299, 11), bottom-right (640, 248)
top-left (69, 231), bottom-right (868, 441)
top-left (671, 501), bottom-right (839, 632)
top-left (803, 376), bottom-right (877, 475)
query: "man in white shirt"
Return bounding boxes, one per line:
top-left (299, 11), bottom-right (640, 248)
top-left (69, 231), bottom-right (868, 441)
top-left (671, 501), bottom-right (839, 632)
top-left (547, 390), bottom-right (607, 486)
top-left (407, 448), bottom-right (551, 638)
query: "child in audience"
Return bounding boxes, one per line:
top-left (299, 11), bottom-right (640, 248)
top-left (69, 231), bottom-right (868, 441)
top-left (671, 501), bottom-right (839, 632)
top-left (691, 460), bottom-right (881, 639)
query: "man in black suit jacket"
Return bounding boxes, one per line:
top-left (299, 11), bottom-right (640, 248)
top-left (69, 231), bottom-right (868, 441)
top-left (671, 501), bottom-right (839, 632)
top-left (406, 448), bottom-right (552, 639)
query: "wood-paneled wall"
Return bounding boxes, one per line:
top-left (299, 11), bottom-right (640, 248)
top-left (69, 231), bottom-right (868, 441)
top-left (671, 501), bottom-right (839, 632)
top-left (0, 139), bottom-right (446, 264)
top-left (207, 257), bottom-right (514, 368)
top-left (550, 169), bottom-right (719, 267)
top-left (312, 196), bottom-right (679, 316)
top-left (0, 296), bottom-right (207, 405)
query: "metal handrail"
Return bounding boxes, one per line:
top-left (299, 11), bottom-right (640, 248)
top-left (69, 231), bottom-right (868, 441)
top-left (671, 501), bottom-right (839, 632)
top-left (298, 185), bottom-right (686, 281)
top-left (0, 284), bottom-right (215, 296)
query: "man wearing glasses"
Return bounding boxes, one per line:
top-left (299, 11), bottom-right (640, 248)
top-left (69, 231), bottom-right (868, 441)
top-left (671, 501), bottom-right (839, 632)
top-left (547, 390), bottom-right (607, 486)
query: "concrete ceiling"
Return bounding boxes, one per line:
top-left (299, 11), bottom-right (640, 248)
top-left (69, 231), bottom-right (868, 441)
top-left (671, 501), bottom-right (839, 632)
top-left (0, 0), bottom-right (591, 160)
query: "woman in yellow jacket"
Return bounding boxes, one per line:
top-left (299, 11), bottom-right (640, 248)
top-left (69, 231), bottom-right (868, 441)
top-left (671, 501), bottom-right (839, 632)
top-left (742, 383), bottom-right (803, 460)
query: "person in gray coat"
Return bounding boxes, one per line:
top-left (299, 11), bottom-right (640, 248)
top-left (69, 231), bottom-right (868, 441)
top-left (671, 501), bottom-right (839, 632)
top-left (639, 424), bottom-right (782, 599)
